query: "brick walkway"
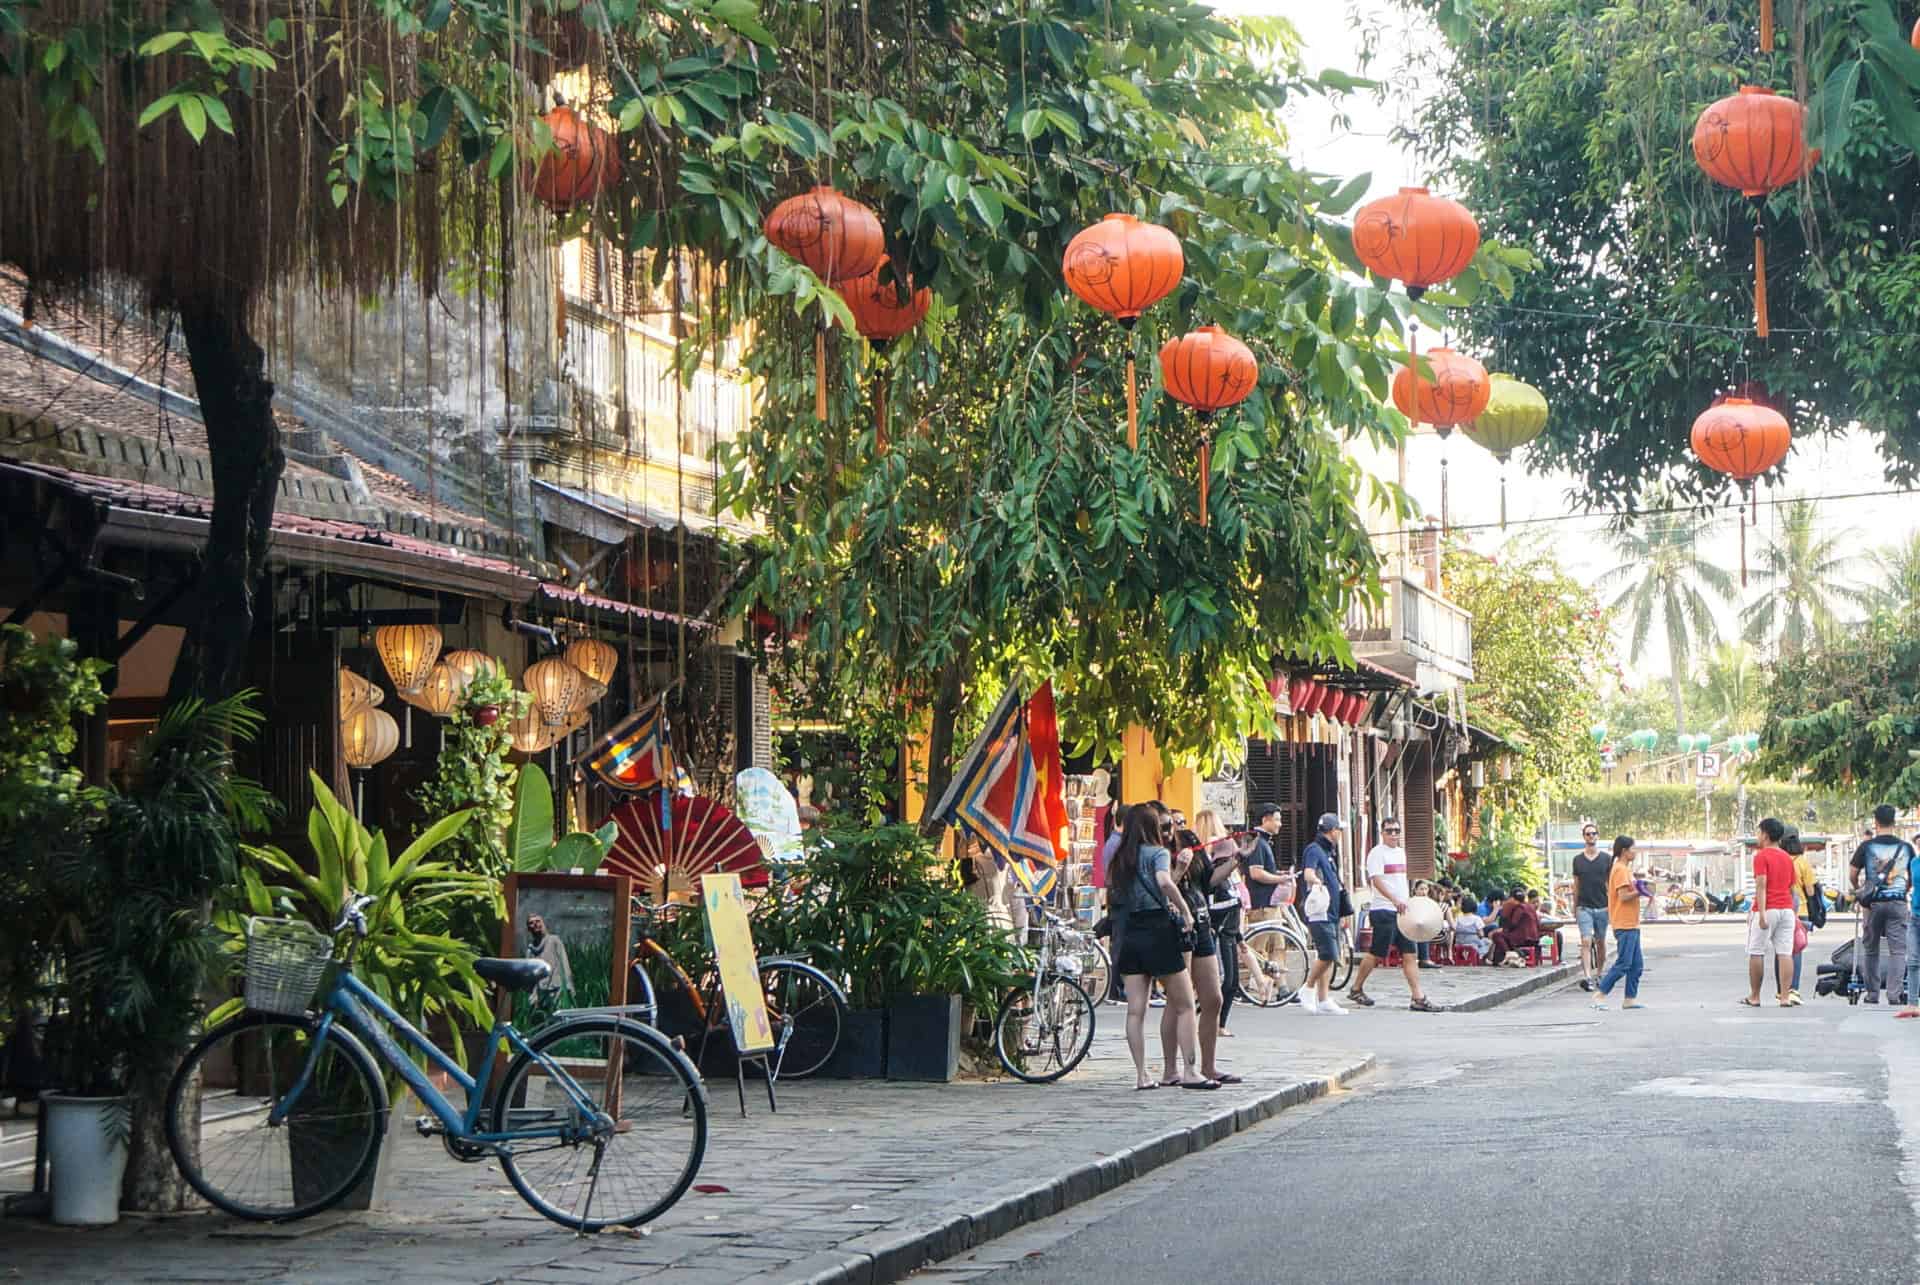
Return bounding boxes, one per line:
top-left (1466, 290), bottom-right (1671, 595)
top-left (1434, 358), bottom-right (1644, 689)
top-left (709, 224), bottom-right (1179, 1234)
top-left (0, 960), bottom-right (1555, 1283)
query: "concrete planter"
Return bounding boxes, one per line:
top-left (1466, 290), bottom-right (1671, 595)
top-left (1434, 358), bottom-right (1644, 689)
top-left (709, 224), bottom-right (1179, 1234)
top-left (823, 1007), bottom-right (888, 1079)
top-left (43, 1093), bottom-right (128, 1226)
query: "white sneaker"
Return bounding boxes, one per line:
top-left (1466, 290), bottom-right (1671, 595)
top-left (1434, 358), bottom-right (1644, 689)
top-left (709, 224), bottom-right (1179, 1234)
top-left (1319, 998), bottom-right (1349, 1015)
top-left (1590, 999), bottom-right (1610, 1011)
top-left (1298, 995), bottom-right (1324, 1014)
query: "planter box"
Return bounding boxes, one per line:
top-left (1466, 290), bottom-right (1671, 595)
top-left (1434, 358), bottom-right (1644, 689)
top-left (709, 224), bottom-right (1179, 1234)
top-left (885, 994), bottom-right (960, 1083)
top-left (822, 1007), bottom-right (887, 1079)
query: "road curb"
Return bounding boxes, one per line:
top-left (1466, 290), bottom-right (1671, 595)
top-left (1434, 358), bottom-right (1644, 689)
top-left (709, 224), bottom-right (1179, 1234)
top-left (1443, 961), bottom-right (1581, 1012)
top-left (784, 1054), bottom-right (1376, 1285)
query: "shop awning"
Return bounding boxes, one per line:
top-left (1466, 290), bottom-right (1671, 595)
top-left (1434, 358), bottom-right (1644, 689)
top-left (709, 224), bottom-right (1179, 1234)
top-left (530, 581), bottom-right (714, 632)
top-left (531, 478), bottom-right (755, 542)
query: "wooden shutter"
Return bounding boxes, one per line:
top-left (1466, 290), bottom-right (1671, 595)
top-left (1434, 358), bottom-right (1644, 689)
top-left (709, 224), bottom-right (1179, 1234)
top-left (1403, 741), bottom-right (1436, 881)
top-left (237, 630), bottom-right (341, 856)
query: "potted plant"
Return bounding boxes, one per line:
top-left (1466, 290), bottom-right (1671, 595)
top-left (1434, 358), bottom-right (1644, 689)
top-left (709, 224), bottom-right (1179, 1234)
top-left (507, 763), bottom-right (618, 874)
top-left (24, 682), bottom-right (272, 1223)
top-left (214, 772), bottom-right (490, 1209)
top-left (791, 825), bottom-right (1023, 1081)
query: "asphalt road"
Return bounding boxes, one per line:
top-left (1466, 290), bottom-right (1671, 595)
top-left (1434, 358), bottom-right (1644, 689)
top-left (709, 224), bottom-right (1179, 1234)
top-left (941, 923), bottom-right (1920, 1285)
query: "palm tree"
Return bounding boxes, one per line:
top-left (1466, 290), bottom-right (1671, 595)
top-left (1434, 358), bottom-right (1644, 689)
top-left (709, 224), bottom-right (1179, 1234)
top-left (1860, 532), bottom-right (1920, 617)
top-left (1739, 498), bottom-right (1868, 655)
top-left (1697, 641), bottom-right (1765, 733)
top-left (1598, 503), bottom-right (1738, 739)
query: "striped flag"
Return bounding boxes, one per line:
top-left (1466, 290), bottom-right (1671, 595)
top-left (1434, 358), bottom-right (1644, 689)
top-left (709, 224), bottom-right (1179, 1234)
top-left (585, 695), bottom-right (672, 797)
top-left (931, 686), bottom-right (1058, 872)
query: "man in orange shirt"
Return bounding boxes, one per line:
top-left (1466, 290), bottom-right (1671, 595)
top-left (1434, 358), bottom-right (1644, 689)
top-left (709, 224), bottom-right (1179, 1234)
top-left (1745, 817), bottom-right (1798, 1008)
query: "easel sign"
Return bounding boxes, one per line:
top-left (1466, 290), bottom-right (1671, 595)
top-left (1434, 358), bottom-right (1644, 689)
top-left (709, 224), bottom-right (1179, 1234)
top-left (702, 872), bottom-right (774, 1054)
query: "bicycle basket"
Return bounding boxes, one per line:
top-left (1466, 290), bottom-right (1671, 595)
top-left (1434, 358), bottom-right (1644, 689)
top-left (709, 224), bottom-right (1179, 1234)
top-left (243, 917), bottom-right (334, 1016)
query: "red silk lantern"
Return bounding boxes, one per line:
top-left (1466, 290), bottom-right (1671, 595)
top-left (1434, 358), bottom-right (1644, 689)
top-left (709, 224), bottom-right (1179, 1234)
top-left (1391, 348), bottom-right (1491, 431)
top-left (1159, 325), bottom-right (1258, 527)
top-left (1296, 682), bottom-right (1325, 718)
top-left (1912, 16), bottom-right (1919, 48)
top-left (1287, 676), bottom-right (1311, 713)
top-left (1692, 87), bottom-right (1813, 337)
top-left (1351, 188), bottom-right (1481, 299)
top-left (765, 186), bottom-right (886, 421)
top-left (1690, 396), bottom-right (1791, 586)
top-left (838, 257), bottom-right (930, 453)
top-left (531, 106), bottom-right (618, 213)
top-left (1063, 214), bottom-right (1184, 449)
top-left (1393, 348), bottom-right (1490, 531)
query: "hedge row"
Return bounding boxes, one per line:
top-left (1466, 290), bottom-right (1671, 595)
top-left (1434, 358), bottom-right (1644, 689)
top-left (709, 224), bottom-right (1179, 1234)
top-left (1552, 782), bottom-right (1867, 839)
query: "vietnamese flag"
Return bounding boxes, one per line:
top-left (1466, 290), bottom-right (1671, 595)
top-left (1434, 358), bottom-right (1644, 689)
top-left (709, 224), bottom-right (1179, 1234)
top-left (1025, 681), bottom-right (1071, 864)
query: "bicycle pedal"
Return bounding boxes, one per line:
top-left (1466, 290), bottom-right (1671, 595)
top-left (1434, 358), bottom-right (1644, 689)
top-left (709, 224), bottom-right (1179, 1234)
top-left (415, 1114), bottom-right (445, 1138)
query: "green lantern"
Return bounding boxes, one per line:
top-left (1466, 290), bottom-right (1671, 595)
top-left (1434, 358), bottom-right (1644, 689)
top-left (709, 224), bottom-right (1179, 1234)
top-left (1462, 374), bottom-right (1549, 528)
top-left (1590, 723), bottom-right (1608, 746)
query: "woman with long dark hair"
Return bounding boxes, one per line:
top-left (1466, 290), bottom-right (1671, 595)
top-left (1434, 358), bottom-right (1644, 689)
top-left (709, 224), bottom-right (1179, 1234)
top-left (1170, 828), bottom-right (1240, 1085)
top-left (1109, 804), bottom-right (1214, 1090)
top-left (1592, 835), bottom-right (1651, 1010)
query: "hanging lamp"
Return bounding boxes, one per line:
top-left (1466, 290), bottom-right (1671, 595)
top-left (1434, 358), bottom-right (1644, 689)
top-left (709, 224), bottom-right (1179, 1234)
top-left (1351, 188), bottom-right (1481, 300)
top-left (524, 657), bottom-right (592, 728)
top-left (374, 623), bottom-right (441, 747)
top-left (838, 256), bottom-right (930, 452)
top-left (1392, 348), bottom-right (1490, 530)
top-left (764, 186), bottom-right (885, 421)
top-left (1461, 374), bottom-right (1549, 529)
top-left (1692, 87), bottom-right (1814, 338)
top-left (408, 662), bottom-right (470, 719)
top-left (531, 104), bottom-right (619, 213)
top-left (342, 705), bottom-right (401, 819)
top-left (1062, 214), bottom-right (1184, 449)
top-left (1690, 396), bottom-right (1790, 586)
top-left (339, 668), bottom-right (382, 723)
top-left (1158, 325), bottom-right (1259, 527)
top-left (441, 649), bottom-right (504, 686)
top-left (563, 637), bottom-right (620, 687)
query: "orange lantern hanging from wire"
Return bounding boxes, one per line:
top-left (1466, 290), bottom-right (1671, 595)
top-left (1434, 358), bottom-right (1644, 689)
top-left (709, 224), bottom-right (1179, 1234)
top-left (1063, 214), bottom-right (1184, 450)
top-left (1691, 396), bottom-right (1791, 586)
top-left (1158, 325), bottom-right (1258, 527)
top-left (530, 105), bottom-right (619, 213)
top-left (764, 186), bottom-right (886, 422)
top-left (1392, 347), bottom-right (1490, 530)
top-left (1351, 188), bottom-right (1481, 300)
top-left (838, 256), bottom-right (930, 452)
top-left (1692, 87), bottom-right (1814, 338)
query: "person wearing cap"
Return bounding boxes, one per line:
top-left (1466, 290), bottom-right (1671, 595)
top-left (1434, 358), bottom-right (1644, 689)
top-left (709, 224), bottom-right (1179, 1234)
top-left (1570, 822), bottom-right (1611, 991)
top-left (1346, 817), bottom-right (1439, 1012)
top-left (1297, 813), bottom-right (1348, 1014)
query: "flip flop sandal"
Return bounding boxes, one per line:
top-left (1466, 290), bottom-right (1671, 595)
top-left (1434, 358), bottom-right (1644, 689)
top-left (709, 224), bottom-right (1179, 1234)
top-left (1210, 1073), bottom-right (1244, 1085)
top-left (1179, 1079), bottom-right (1222, 1091)
top-left (1134, 1083), bottom-right (1160, 1091)
top-left (1739, 997), bottom-right (1761, 1007)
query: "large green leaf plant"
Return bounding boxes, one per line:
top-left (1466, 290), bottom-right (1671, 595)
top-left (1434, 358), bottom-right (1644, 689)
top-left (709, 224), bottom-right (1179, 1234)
top-left (218, 773), bottom-right (495, 1066)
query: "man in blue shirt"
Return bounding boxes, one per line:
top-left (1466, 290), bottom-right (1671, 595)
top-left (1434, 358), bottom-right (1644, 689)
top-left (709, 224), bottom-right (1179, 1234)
top-left (1298, 813), bottom-right (1346, 1014)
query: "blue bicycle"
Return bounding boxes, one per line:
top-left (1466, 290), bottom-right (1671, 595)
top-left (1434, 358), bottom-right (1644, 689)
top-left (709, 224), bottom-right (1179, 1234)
top-left (164, 894), bottom-right (707, 1230)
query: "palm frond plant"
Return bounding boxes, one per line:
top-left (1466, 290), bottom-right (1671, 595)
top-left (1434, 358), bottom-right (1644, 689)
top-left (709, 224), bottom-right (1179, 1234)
top-left (219, 772), bottom-right (493, 1088)
top-left (1739, 498), bottom-right (1869, 656)
top-left (1597, 499), bottom-right (1737, 738)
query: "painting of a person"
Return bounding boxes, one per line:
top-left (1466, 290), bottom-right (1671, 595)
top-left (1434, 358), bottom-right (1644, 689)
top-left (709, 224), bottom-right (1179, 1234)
top-left (524, 913), bottom-right (573, 1011)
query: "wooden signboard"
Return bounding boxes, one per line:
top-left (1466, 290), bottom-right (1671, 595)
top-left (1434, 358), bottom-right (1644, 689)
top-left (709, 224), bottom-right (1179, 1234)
top-left (700, 872), bottom-right (774, 1055)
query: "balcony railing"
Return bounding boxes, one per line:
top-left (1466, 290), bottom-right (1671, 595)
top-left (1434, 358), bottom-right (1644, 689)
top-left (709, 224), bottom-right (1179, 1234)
top-left (1344, 574), bottom-right (1474, 682)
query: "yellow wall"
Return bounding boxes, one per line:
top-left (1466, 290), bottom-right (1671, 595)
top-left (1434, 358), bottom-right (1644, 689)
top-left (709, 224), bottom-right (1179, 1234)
top-left (1119, 725), bottom-right (1200, 814)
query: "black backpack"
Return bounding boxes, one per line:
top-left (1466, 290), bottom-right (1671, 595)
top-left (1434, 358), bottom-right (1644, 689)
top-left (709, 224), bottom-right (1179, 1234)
top-left (1807, 879), bottom-right (1828, 929)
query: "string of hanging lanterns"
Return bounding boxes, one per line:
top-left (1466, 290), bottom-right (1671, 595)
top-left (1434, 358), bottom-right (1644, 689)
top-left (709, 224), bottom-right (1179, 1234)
top-left (1159, 325), bottom-right (1259, 527)
top-left (1061, 213), bottom-right (1185, 451)
top-left (763, 186), bottom-right (885, 422)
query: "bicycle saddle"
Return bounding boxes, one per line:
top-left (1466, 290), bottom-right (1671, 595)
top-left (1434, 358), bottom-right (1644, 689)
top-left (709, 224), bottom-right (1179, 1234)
top-left (475, 957), bottom-right (552, 992)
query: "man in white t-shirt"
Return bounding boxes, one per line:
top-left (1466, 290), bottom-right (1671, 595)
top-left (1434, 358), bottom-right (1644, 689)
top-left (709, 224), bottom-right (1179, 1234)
top-left (1345, 820), bottom-right (1437, 1012)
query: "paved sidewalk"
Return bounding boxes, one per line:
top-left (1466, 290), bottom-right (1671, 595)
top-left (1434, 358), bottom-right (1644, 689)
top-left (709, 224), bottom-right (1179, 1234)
top-left (2, 1006), bottom-right (1368, 1285)
top-left (1321, 949), bottom-right (1581, 1012)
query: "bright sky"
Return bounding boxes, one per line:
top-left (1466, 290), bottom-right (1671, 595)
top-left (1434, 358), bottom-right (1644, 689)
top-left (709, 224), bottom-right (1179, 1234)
top-left (1208, 0), bottom-right (1920, 679)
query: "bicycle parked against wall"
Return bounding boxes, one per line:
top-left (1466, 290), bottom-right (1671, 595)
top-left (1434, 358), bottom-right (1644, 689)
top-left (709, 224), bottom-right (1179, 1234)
top-left (1236, 902), bottom-right (1313, 1008)
top-left (995, 901), bottom-right (1098, 1083)
top-left (627, 897), bottom-right (850, 1080)
top-left (167, 894), bottom-right (707, 1230)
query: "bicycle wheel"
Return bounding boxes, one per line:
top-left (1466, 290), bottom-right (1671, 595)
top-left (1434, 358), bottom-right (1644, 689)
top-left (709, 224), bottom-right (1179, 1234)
top-left (1677, 891), bottom-right (1708, 925)
top-left (1077, 940), bottom-right (1112, 1007)
top-left (1329, 940), bottom-right (1357, 992)
top-left (166, 1012), bottom-right (387, 1222)
top-left (757, 959), bottom-right (847, 1080)
top-left (1239, 925), bottom-right (1311, 1007)
top-left (995, 976), bottom-right (1096, 1084)
top-left (493, 1017), bottom-right (707, 1230)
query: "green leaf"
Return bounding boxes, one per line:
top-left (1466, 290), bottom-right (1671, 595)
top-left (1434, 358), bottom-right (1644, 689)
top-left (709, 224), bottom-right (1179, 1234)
top-left (509, 762), bottom-right (555, 871)
top-left (710, 0), bottom-right (776, 46)
top-left (200, 94), bottom-right (233, 136)
top-left (177, 94), bottom-right (207, 143)
top-left (137, 94), bottom-right (180, 129)
top-left (42, 41), bottom-right (64, 72)
top-left (488, 133), bottom-right (515, 180)
top-left (137, 31), bottom-right (190, 57)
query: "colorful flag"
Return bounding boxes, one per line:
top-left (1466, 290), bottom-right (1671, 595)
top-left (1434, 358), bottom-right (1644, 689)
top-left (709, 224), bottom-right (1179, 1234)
top-left (1007, 854), bottom-right (1059, 899)
top-left (1025, 681), bottom-right (1072, 865)
top-left (930, 685), bottom-right (1058, 869)
top-left (585, 695), bottom-right (672, 797)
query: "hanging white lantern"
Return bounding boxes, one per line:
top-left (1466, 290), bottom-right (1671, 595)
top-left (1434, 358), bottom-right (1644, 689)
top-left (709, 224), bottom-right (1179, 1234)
top-left (407, 662), bottom-right (470, 718)
top-left (441, 648), bottom-right (504, 686)
top-left (508, 692), bottom-right (556, 753)
top-left (563, 638), bottom-right (619, 687)
top-left (374, 624), bottom-right (442, 696)
top-left (338, 668), bottom-right (382, 722)
top-left (524, 658), bottom-right (590, 727)
top-left (342, 706), bottom-right (401, 769)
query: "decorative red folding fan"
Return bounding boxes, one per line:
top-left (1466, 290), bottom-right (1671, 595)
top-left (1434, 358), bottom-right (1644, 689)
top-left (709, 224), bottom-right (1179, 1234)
top-left (602, 795), bottom-right (769, 903)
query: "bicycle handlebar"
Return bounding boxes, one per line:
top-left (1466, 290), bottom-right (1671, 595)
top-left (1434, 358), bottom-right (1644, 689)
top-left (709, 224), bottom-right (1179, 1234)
top-left (333, 892), bottom-right (376, 937)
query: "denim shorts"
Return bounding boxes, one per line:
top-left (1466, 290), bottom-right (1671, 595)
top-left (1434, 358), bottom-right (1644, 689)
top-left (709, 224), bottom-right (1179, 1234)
top-left (1308, 919), bottom-right (1340, 962)
top-left (1577, 906), bottom-right (1610, 940)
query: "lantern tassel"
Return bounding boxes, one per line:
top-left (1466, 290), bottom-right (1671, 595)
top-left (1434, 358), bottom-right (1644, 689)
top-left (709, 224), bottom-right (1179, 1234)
top-left (1754, 231), bottom-right (1769, 339)
top-left (403, 703), bottom-right (413, 749)
top-left (815, 328), bottom-right (829, 421)
top-left (1739, 508), bottom-right (1749, 587)
top-left (1198, 435), bottom-right (1211, 528)
top-left (875, 375), bottom-right (887, 453)
top-left (1499, 466), bottom-right (1508, 530)
top-left (1441, 450), bottom-right (1450, 534)
top-left (1760, 0), bottom-right (1774, 51)
top-left (1125, 353), bottom-right (1139, 450)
